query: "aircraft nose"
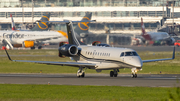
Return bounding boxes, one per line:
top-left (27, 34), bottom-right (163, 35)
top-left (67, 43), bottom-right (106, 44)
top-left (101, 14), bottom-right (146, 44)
top-left (132, 57), bottom-right (143, 68)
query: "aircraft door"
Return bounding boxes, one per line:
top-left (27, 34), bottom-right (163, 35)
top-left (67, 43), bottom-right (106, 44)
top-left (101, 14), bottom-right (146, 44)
top-left (120, 52), bottom-right (124, 61)
top-left (92, 50), bottom-right (96, 58)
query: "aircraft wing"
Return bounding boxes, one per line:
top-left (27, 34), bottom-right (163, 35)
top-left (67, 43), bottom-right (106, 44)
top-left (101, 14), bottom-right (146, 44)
top-left (142, 47), bottom-right (175, 63)
top-left (12, 60), bottom-right (96, 68)
top-left (4, 49), bottom-right (96, 68)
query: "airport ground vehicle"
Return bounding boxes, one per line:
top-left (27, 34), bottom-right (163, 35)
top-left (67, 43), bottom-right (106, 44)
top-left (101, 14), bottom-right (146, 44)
top-left (174, 40), bottom-right (180, 47)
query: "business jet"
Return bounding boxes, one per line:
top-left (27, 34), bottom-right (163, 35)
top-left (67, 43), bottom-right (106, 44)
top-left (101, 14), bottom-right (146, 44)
top-left (1, 12), bottom-right (92, 50)
top-left (5, 20), bottom-right (175, 78)
top-left (141, 17), bottom-right (175, 45)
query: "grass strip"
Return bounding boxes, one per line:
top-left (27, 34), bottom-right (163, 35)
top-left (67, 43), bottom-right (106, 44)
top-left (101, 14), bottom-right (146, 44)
top-left (0, 84), bottom-right (179, 101)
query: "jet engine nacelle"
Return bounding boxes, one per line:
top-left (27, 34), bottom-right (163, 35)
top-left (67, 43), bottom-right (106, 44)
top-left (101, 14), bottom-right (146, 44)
top-left (58, 44), bottom-right (78, 57)
top-left (166, 37), bottom-right (175, 45)
top-left (170, 37), bottom-right (175, 45)
top-left (23, 41), bottom-right (35, 48)
top-left (59, 42), bottom-right (68, 57)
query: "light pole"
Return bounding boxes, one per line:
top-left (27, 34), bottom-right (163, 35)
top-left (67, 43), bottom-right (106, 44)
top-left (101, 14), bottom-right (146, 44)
top-left (172, 1), bottom-right (174, 33)
top-left (21, 0), bottom-right (24, 23)
top-left (32, 0), bottom-right (34, 27)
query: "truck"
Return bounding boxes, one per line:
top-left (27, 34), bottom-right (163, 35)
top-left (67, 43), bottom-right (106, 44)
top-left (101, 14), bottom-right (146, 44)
top-left (174, 40), bottom-right (180, 47)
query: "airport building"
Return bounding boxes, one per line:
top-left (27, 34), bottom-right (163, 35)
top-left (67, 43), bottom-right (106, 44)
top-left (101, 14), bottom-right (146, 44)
top-left (0, 0), bottom-right (179, 34)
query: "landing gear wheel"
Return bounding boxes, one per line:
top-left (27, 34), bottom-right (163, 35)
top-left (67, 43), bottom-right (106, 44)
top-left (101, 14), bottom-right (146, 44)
top-left (31, 47), bottom-right (35, 50)
top-left (77, 67), bottom-right (87, 78)
top-left (114, 74), bottom-right (118, 77)
top-left (38, 46), bottom-right (42, 49)
top-left (110, 71), bottom-right (114, 77)
top-left (134, 74), bottom-right (137, 78)
top-left (81, 72), bottom-right (85, 77)
top-left (132, 74), bottom-right (137, 78)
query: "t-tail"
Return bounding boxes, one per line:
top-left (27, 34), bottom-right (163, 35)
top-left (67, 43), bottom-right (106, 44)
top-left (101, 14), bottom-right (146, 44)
top-left (74, 12), bottom-right (92, 34)
top-left (10, 14), bottom-right (16, 30)
top-left (66, 21), bottom-right (81, 46)
top-left (31, 12), bottom-right (50, 31)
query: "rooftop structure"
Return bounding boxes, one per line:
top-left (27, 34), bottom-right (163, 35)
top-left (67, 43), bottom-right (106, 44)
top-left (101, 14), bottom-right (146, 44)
top-left (0, 0), bottom-right (179, 8)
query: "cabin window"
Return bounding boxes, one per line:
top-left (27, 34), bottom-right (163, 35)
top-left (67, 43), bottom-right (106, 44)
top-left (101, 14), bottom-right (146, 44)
top-left (120, 52), bottom-right (124, 57)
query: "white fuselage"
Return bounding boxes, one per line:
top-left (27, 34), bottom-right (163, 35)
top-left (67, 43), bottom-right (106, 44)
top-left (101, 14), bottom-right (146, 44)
top-left (0, 30), bottom-right (67, 46)
top-left (147, 32), bottom-right (169, 41)
top-left (74, 45), bottom-right (143, 70)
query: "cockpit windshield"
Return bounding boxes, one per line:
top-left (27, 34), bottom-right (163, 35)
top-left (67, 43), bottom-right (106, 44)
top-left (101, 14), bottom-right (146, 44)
top-left (120, 51), bottom-right (138, 57)
top-left (132, 52), bottom-right (138, 56)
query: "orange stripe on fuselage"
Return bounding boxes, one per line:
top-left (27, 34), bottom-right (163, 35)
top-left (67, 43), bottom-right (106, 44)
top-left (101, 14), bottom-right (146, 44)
top-left (57, 31), bottom-right (68, 39)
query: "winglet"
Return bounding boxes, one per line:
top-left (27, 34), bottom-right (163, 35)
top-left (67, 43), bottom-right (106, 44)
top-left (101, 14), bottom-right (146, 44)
top-left (172, 46), bottom-right (175, 59)
top-left (4, 48), bottom-right (12, 61)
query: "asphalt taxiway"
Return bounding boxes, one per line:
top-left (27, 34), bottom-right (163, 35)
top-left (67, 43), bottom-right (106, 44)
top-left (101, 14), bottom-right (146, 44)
top-left (0, 73), bottom-right (180, 87)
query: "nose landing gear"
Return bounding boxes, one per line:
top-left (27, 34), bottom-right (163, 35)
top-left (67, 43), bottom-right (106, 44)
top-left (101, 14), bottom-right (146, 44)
top-left (131, 68), bottom-right (138, 78)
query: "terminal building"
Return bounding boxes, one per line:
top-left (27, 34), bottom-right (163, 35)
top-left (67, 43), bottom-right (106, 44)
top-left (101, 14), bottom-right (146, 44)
top-left (0, 0), bottom-right (179, 35)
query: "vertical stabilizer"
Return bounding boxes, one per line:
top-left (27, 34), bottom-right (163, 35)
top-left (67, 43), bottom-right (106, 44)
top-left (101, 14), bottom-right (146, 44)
top-left (141, 18), bottom-right (151, 40)
top-left (141, 17), bottom-right (146, 35)
top-left (66, 21), bottom-right (80, 46)
top-left (74, 12), bottom-right (92, 34)
top-left (10, 14), bottom-right (16, 30)
top-left (31, 12), bottom-right (50, 31)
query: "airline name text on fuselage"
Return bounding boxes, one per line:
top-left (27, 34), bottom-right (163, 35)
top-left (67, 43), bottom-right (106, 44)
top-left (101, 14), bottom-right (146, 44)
top-left (3, 33), bottom-right (24, 39)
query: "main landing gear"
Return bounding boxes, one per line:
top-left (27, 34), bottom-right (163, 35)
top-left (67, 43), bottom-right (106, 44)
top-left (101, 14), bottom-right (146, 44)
top-left (38, 46), bottom-right (42, 49)
top-left (77, 67), bottom-right (86, 78)
top-left (131, 68), bottom-right (137, 78)
top-left (31, 47), bottom-right (35, 50)
top-left (110, 69), bottom-right (119, 77)
top-left (30, 46), bottom-right (43, 50)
